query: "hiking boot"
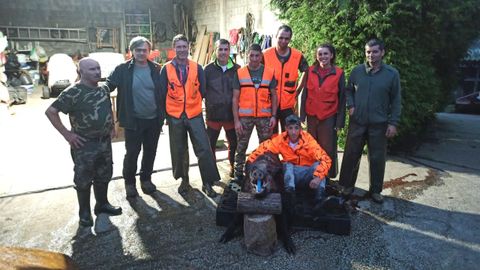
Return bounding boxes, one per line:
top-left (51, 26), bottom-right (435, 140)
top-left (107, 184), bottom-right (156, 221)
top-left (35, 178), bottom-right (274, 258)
top-left (370, 193), bottom-right (384, 204)
top-left (140, 181), bottom-right (157, 195)
top-left (125, 184), bottom-right (139, 198)
top-left (202, 183), bottom-right (217, 198)
top-left (178, 177), bottom-right (190, 195)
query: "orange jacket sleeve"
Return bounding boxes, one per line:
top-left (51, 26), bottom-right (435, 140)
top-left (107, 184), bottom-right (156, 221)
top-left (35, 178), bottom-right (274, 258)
top-left (305, 133), bottom-right (332, 179)
top-left (247, 137), bottom-right (281, 163)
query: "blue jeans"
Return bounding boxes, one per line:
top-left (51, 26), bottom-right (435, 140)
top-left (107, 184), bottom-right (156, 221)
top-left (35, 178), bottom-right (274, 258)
top-left (283, 162), bottom-right (326, 201)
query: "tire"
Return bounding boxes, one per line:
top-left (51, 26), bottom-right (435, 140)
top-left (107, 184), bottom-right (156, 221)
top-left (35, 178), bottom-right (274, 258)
top-left (41, 85), bottom-right (50, 99)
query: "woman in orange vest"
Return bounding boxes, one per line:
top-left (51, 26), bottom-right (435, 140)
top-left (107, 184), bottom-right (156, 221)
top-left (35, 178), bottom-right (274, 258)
top-left (300, 43), bottom-right (346, 180)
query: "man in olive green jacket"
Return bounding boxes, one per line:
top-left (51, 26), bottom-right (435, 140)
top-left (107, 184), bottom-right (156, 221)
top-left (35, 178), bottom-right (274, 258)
top-left (339, 39), bottom-right (401, 204)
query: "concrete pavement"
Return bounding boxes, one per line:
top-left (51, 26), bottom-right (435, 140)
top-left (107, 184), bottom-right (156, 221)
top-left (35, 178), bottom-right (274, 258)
top-left (0, 87), bottom-right (479, 269)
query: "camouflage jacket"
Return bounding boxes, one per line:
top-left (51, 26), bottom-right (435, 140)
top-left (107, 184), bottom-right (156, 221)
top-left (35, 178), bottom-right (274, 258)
top-left (52, 83), bottom-right (113, 138)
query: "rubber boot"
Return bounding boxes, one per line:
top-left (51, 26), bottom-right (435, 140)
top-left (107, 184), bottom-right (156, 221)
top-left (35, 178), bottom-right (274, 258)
top-left (93, 182), bottom-right (122, 216)
top-left (75, 187), bottom-right (93, 227)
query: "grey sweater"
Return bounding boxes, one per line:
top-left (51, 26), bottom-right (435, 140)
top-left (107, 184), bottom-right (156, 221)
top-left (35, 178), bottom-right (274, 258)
top-left (346, 62), bottom-right (401, 126)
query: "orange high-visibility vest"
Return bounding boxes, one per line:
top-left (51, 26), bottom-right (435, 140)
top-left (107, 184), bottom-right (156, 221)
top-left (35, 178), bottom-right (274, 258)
top-left (305, 66), bottom-right (343, 120)
top-left (263, 47), bottom-right (302, 110)
top-left (165, 60), bottom-right (202, 119)
top-left (237, 66), bottom-right (275, 117)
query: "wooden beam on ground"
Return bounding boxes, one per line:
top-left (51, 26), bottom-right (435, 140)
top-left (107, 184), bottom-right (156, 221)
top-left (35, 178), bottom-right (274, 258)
top-left (0, 246), bottom-right (77, 269)
top-left (237, 192), bottom-right (282, 215)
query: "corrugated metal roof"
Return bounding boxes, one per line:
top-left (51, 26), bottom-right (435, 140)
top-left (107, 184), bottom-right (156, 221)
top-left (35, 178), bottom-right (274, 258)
top-left (465, 39), bottom-right (480, 61)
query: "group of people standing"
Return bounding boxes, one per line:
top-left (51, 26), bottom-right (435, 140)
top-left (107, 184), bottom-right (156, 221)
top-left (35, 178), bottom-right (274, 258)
top-left (45, 24), bottom-right (401, 227)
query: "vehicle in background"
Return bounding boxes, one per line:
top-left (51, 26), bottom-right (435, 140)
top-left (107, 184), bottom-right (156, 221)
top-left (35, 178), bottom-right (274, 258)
top-left (455, 91), bottom-right (480, 114)
top-left (43, 53), bottom-right (77, 99)
top-left (88, 52), bottom-right (124, 81)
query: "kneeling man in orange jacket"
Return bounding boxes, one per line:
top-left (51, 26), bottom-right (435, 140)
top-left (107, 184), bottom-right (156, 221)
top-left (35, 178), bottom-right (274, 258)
top-left (247, 114), bottom-right (332, 217)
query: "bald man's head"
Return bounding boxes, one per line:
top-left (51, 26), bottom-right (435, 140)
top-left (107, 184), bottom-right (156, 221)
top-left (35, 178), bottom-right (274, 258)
top-left (78, 57), bottom-right (101, 87)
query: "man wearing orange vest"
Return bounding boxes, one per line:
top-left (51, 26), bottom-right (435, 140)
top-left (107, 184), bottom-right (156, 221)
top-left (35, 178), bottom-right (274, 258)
top-left (263, 25), bottom-right (309, 132)
top-left (232, 43), bottom-right (278, 182)
top-left (159, 34), bottom-right (219, 198)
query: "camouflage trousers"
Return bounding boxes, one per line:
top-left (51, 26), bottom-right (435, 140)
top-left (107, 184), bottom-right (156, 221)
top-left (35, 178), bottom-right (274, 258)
top-left (234, 117), bottom-right (273, 177)
top-left (71, 138), bottom-right (113, 191)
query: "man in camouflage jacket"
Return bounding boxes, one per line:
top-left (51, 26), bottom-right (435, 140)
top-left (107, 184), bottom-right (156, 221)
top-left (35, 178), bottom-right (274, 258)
top-left (45, 58), bottom-right (122, 227)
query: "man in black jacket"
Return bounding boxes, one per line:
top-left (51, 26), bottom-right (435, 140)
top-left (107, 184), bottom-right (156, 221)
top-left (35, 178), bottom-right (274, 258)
top-left (106, 36), bottom-right (165, 198)
top-left (204, 39), bottom-right (240, 178)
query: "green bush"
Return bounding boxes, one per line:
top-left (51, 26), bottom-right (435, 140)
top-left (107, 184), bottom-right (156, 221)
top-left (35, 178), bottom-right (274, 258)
top-left (271, 0), bottom-right (480, 150)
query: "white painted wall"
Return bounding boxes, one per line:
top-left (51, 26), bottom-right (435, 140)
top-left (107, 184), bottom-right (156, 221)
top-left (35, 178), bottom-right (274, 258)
top-left (192, 0), bottom-right (283, 42)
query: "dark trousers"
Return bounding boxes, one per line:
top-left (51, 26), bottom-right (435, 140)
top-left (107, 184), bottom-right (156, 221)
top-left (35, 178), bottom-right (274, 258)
top-left (274, 108), bottom-right (294, 133)
top-left (168, 114), bottom-right (220, 184)
top-left (339, 120), bottom-right (388, 194)
top-left (307, 115), bottom-right (338, 178)
top-left (123, 118), bottom-right (161, 185)
top-left (206, 124), bottom-right (237, 167)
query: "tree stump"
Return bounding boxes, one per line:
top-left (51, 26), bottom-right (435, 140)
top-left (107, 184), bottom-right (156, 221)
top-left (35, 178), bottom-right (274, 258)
top-left (237, 192), bottom-right (281, 215)
top-left (243, 214), bottom-right (277, 256)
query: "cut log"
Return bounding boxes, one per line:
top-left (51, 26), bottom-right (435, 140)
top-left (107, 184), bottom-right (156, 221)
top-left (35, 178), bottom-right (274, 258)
top-left (237, 192), bottom-right (281, 215)
top-left (0, 246), bottom-right (77, 269)
top-left (243, 214), bottom-right (277, 256)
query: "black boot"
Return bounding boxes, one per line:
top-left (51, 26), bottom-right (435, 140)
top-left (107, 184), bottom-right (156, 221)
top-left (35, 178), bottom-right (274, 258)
top-left (178, 176), bottom-right (190, 195)
top-left (202, 182), bottom-right (217, 198)
top-left (140, 180), bottom-right (157, 195)
top-left (75, 187), bottom-right (93, 227)
top-left (93, 182), bottom-right (122, 216)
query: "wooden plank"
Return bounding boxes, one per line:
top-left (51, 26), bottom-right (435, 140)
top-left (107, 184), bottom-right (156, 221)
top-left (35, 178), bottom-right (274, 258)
top-left (205, 32), bottom-right (215, 65)
top-left (198, 34), bottom-right (210, 65)
top-left (192, 25), bottom-right (206, 62)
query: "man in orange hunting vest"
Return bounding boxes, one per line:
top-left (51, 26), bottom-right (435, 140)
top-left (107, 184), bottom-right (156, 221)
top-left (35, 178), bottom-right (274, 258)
top-left (263, 25), bottom-right (309, 133)
top-left (232, 43), bottom-right (278, 182)
top-left (160, 34), bottom-right (219, 198)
